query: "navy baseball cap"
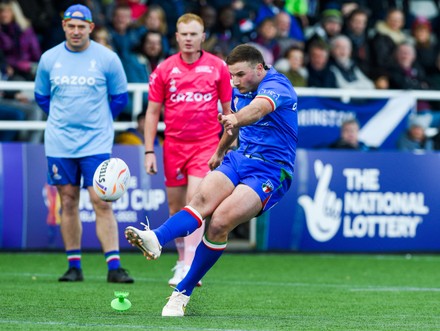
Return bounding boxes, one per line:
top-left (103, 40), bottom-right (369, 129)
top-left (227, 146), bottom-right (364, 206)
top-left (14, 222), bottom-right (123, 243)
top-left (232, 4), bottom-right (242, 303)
top-left (64, 4), bottom-right (93, 23)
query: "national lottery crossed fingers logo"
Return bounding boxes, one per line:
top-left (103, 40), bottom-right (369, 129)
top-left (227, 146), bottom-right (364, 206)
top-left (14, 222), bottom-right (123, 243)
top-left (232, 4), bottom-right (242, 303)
top-left (298, 160), bottom-right (429, 242)
top-left (298, 160), bottom-right (342, 242)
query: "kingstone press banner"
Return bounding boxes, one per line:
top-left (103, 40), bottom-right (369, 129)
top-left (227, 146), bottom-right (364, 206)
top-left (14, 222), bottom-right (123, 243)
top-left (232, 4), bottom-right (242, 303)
top-left (265, 150), bottom-right (440, 252)
top-left (298, 93), bottom-right (415, 149)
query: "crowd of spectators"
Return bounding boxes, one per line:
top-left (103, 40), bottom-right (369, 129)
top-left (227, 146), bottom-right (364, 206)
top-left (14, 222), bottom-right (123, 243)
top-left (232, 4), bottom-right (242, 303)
top-left (2, 0), bottom-right (440, 150)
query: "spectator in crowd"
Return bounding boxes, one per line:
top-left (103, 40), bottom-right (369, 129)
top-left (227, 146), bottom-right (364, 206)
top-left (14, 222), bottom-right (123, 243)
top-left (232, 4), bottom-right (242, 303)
top-left (274, 11), bottom-right (304, 60)
top-left (389, 42), bottom-right (440, 126)
top-left (0, 50), bottom-right (25, 141)
top-left (366, 1), bottom-right (409, 29)
top-left (16, 0), bottom-right (56, 51)
top-left (135, 4), bottom-right (170, 55)
top-left (148, 0), bottom-right (185, 40)
top-left (328, 35), bottom-right (375, 89)
top-left (343, 7), bottom-right (372, 77)
top-left (199, 5), bottom-right (219, 53)
top-left (108, 4), bottom-right (146, 62)
top-left (372, 70), bottom-right (391, 89)
top-left (329, 118), bottom-right (374, 150)
top-left (388, 42), bottom-right (429, 91)
top-left (278, 45), bottom-right (308, 87)
top-left (248, 17), bottom-right (279, 65)
top-left (83, 0), bottom-right (107, 28)
top-left (411, 16), bottom-right (438, 73)
top-left (91, 26), bottom-right (113, 50)
top-left (369, 8), bottom-right (410, 72)
top-left (306, 40), bottom-right (337, 88)
top-left (140, 13), bottom-right (232, 288)
top-left (306, 8), bottom-right (343, 51)
top-left (119, 0), bottom-right (147, 20)
top-left (212, 5), bottom-right (244, 56)
top-left (256, 0), bottom-right (303, 42)
top-left (0, 0), bottom-right (41, 81)
top-left (397, 117), bottom-right (434, 151)
top-left (255, 0), bottom-right (284, 25)
top-left (284, 0), bottom-right (310, 28)
top-left (124, 30), bottom-right (166, 113)
top-left (34, 4), bottom-right (133, 283)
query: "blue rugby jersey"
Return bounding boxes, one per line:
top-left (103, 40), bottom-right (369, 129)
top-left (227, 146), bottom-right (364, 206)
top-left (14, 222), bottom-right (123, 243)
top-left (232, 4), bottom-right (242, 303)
top-left (231, 67), bottom-right (298, 173)
top-left (34, 41), bottom-right (127, 157)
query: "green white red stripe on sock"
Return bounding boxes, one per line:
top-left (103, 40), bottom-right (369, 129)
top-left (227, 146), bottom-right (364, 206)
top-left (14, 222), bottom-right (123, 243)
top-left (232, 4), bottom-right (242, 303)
top-left (202, 235), bottom-right (227, 251)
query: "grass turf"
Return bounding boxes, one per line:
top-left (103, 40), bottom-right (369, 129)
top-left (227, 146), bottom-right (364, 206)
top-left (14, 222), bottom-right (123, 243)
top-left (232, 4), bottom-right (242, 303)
top-left (0, 252), bottom-right (440, 330)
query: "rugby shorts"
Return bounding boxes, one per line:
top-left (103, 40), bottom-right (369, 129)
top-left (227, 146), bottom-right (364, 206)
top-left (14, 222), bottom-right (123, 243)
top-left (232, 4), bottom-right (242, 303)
top-left (47, 153), bottom-right (110, 188)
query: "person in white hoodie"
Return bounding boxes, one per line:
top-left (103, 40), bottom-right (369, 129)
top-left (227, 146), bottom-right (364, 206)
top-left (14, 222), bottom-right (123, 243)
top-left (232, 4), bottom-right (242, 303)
top-left (328, 35), bottom-right (374, 89)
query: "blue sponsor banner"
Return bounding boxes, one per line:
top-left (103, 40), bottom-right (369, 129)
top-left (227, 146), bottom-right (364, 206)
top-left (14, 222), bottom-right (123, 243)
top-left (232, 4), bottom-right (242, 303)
top-left (266, 150), bottom-right (440, 252)
top-left (12, 144), bottom-right (170, 250)
top-left (3, 143), bottom-right (440, 253)
top-left (1, 143), bottom-right (25, 249)
top-left (298, 94), bottom-right (414, 149)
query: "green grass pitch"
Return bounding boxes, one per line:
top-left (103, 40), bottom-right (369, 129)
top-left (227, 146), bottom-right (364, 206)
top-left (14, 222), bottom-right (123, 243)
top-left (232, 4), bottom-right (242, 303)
top-left (1, 252), bottom-right (440, 330)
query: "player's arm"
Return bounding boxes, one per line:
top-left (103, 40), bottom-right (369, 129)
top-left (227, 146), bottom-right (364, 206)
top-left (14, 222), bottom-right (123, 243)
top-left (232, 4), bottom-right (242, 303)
top-left (35, 93), bottom-right (50, 114)
top-left (34, 57), bottom-right (51, 114)
top-left (109, 92), bottom-right (129, 119)
top-left (208, 116), bottom-right (239, 170)
top-left (219, 97), bottom-right (273, 135)
top-left (218, 120), bottom-right (239, 153)
top-left (144, 101), bottom-right (162, 174)
top-left (219, 100), bottom-right (238, 148)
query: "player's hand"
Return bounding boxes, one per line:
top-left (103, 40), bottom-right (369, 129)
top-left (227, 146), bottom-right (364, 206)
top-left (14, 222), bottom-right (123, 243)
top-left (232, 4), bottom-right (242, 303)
top-left (218, 113), bottom-right (238, 135)
top-left (208, 151), bottom-right (223, 170)
top-left (144, 154), bottom-right (157, 175)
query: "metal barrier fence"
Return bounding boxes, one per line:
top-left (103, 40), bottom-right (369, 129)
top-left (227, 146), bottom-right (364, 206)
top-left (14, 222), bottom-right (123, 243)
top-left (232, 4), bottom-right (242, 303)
top-left (1, 80), bottom-right (440, 131)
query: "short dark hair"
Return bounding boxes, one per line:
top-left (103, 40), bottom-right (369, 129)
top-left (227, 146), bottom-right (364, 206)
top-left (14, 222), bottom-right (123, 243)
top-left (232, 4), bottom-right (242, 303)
top-left (137, 109), bottom-right (146, 121)
top-left (226, 44), bottom-right (266, 68)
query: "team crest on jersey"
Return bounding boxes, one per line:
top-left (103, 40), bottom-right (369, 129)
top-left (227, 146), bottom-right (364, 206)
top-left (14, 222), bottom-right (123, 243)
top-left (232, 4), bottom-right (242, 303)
top-left (169, 78), bottom-right (177, 92)
top-left (52, 164), bottom-right (62, 180)
top-left (262, 180), bottom-right (274, 193)
top-left (54, 62), bottom-right (62, 69)
top-left (150, 72), bottom-right (157, 85)
top-left (88, 59), bottom-right (97, 71)
top-left (195, 66), bottom-right (213, 73)
top-left (176, 168), bottom-right (184, 181)
top-left (171, 67), bottom-right (182, 75)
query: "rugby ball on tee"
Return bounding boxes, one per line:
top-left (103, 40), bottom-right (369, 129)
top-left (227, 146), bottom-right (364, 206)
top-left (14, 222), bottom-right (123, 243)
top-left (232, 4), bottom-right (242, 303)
top-left (93, 158), bottom-right (130, 201)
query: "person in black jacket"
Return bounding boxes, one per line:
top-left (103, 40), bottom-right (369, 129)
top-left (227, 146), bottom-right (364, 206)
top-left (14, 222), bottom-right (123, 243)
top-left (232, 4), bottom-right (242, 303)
top-left (329, 119), bottom-right (374, 151)
top-left (306, 40), bottom-right (337, 88)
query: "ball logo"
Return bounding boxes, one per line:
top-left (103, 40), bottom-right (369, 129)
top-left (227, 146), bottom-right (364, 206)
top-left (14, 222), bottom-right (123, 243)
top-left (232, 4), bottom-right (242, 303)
top-left (97, 160), bottom-right (109, 183)
top-left (93, 158), bottom-right (130, 202)
top-left (298, 160), bottom-right (342, 242)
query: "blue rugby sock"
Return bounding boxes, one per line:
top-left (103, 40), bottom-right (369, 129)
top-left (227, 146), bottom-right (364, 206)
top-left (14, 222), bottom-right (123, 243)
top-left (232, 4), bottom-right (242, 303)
top-left (176, 236), bottom-right (226, 296)
top-left (153, 206), bottom-right (202, 246)
top-left (105, 250), bottom-right (121, 270)
top-left (66, 249), bottom-right (81, 269)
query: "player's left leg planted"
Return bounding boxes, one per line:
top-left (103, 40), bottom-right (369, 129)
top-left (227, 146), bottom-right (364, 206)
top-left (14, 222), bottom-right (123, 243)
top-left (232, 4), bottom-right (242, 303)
top-left (162, 235), bottom-right (226, 317)
top-left (178, 235), bottom-right (226, 294)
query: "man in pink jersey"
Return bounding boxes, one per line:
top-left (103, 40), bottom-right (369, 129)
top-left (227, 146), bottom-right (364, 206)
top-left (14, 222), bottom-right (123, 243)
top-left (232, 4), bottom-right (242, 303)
top-left (142, 13), bottom-right (232, 286)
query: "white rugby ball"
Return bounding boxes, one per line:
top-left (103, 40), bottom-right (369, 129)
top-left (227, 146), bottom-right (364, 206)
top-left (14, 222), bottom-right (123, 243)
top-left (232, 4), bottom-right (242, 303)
top-left (93, 158), bottom-right (130, 201)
